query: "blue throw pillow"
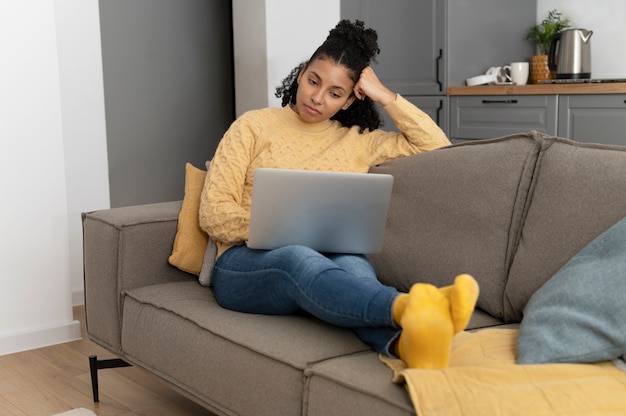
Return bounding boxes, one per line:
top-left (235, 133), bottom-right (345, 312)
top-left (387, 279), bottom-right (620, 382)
top-left (517, 215), bottom-right (626, 364)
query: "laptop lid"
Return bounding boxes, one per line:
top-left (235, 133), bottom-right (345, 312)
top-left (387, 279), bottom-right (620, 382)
top-left (247, 168), bottom-right (394, 254)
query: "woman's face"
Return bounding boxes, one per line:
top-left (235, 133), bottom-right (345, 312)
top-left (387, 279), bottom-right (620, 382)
top-left (294, 58), bottom-right (356, 123)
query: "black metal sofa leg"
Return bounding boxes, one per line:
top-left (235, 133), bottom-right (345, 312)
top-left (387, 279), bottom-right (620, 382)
top-left (88, 355), bottom-right (132, 402)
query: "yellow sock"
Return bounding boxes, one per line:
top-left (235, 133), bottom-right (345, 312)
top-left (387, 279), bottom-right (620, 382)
top-left (448, 274), bottom-right (480, 333)
top-left (396, 274), bottom-right (479, 369)
top-left (437, 274), bottom-right (480, 333)
top-left (397, 283), bottom-right (453, 369)
top-left (391, 293), bottom-right (409, 325)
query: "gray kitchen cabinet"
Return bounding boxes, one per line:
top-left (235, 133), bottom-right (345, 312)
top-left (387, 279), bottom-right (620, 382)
top-left (558, 95), bottom-right (626, 146)
top-left (341, 0), bottom-right (445, 96)
top-left (449, 95), bottom-right (558, 140)
top-left (341, 0), bottom-right (536, 133)
top-left (449, 93), bottom-right (626, 145)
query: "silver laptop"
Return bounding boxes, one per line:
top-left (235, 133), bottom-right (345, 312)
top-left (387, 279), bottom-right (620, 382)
top-left (247, 168), bottom-right (394, 254)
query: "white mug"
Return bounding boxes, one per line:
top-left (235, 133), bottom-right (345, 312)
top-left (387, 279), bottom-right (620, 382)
top-left (505, 62), bottom-right (529, 85)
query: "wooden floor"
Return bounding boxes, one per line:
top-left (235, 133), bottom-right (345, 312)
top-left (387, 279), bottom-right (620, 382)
top-left (0, 306), bottom-right (216, 416)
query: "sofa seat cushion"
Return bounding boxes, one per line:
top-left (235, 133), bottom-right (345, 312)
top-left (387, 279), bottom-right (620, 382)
top-left (304, 351), bottom-right (415, 416)
top-left (302, 323), bottom-right (514, 416)
top-left (120, 281), bottom-right (371, 416)
top-left (370, 133), bottom-right (542, 319)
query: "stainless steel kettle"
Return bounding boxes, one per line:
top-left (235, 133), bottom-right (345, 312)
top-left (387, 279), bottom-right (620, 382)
top-left (548, 28), bottom-right (593, 79)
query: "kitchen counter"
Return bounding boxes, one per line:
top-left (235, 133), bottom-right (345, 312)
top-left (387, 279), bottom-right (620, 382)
top-left (448, 82), bottom-right (626, 146)
top-left (447, 82), bottom-right (626, 96)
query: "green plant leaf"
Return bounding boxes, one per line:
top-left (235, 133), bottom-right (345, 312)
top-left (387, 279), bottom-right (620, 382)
top-left (525, 9), bottom-right (571, 55)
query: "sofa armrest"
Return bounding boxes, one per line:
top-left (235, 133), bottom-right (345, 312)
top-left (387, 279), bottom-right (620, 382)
top-left (82, 200), bottom-right (192, 353)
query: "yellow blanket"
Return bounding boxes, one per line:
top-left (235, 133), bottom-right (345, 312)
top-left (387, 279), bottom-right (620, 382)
top-left (381, 329), bottom-right (626, 416)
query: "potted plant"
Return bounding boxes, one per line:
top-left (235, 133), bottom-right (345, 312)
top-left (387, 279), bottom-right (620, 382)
top-left (525, 9), bottom-right (571, 83)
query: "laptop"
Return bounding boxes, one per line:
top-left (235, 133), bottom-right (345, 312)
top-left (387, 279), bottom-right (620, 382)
top-left (247, 168), bottom-right (394, 254)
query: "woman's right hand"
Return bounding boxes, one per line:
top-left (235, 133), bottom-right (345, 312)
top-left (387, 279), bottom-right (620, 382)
top-left (353, 67), bottom-right (397, 106)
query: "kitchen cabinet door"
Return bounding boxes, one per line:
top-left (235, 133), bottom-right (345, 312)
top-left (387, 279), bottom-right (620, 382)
top-left (341, 0), bottom-right (445, 95)
top-left (450, 95), bottom-right (558, 140)
top-left (558, 95), bottom-right (626, 146)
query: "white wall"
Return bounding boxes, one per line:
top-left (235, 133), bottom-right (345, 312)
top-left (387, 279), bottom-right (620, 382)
top-left (55, 0), bottom-right (110, 307)
top-left (537, 0), bottom-right (626, 79)
top-left (264, 1), bottom-right (340, 108)
top-left (232, 0), bottom-right (340, 116)
top-left (0, 1), bottom-right (80, 355)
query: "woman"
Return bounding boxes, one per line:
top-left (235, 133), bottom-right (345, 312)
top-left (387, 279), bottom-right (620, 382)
top-left (200, 20), bottom-right (478, 369)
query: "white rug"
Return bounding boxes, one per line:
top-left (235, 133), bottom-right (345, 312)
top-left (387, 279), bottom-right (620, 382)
top-left (52, 409), bottom-right (96, 416)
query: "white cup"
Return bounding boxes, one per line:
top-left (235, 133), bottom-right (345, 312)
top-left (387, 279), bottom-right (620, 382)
top-left (506, 62), bottom-right (529, 85)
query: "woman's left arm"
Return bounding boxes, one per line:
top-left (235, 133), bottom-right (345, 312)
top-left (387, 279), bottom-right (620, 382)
top-left (354, 67), bottom-right (451, 160)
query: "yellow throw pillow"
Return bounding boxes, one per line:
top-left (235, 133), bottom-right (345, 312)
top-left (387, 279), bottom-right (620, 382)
top-left (168, 163), bottom-right (208, 275)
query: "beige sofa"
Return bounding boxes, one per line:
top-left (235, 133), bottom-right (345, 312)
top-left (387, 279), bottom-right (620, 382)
top-left (82, 132), bottom-right (626, 416)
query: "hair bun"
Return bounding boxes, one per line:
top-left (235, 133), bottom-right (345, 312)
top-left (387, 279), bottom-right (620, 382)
top-left (326, 19), bottom-right (380, 65)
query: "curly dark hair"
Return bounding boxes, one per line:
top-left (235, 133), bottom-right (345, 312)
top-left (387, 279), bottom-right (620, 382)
top-left (275, 20), bottom-right (383, 133)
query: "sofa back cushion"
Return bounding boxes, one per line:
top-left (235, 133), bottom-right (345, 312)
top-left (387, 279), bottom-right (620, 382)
top-left (504, 137), bottom-right (626, 322)
top-left (370, 133), bottom-right (542, 319)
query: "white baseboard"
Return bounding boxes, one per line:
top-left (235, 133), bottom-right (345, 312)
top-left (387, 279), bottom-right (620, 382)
top-left (0, 319), bottom-right (81, 356)
top-left (72, 289), bottom-right (85, 306)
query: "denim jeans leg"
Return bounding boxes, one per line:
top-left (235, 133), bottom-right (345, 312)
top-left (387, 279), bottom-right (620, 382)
top-left (328, 253), bottom-right (401, 356)
top-left (212, 245), bottom-right (401, 354)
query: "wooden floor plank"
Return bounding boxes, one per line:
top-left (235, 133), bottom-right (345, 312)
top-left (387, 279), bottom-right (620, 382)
top-left (0, 392), bottom-right (29, 416)
top-left (0, 359), bottom-right (71, 416)
top-left (0, 306), bottom-right (216, 416)
top-left (77, 370), bottom-right (211, 416)
top-left (1, 339), bottom-right (126, 416)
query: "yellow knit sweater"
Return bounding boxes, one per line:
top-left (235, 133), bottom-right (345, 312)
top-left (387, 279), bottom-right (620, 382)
top-left (199, 94), bottom-right (450, 257)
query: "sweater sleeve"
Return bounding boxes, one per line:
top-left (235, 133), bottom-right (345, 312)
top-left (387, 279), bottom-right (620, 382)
top-left (366, 94), bottom-right (451, 165)
top-left (199, 114), bottom-right (255, 247)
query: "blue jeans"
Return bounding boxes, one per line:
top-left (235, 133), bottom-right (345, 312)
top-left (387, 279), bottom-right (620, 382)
top-left (212, 244), bottom-right (401, 356)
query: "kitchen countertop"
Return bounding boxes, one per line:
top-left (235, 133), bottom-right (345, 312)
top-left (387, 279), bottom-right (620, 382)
top-left (447, 82), bottom-right (626, 95)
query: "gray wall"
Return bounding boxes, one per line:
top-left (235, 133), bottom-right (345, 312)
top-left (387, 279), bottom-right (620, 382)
top-left (99, 0), bottom-right (234, 208)
top-left (447, 0), bottom-right (536, 87)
